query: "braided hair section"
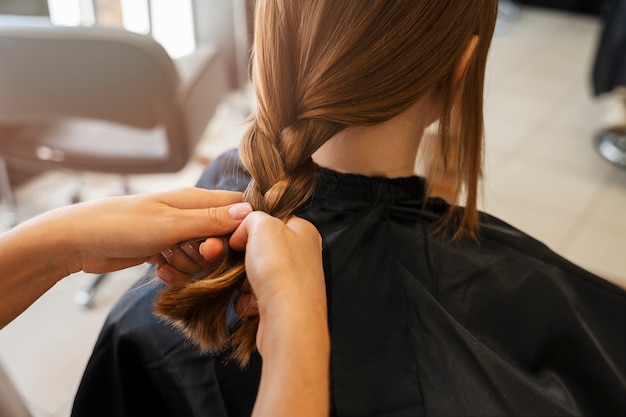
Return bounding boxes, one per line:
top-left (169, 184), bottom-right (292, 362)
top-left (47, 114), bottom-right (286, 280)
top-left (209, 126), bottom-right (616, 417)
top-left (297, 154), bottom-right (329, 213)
top-left (153, 0), bottom-right (497, 365)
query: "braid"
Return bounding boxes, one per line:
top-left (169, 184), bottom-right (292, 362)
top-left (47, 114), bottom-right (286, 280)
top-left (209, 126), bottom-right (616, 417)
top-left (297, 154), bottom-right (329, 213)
top-left (155, 116), bottom-right (341, 365)
top-left (153, 0), bottom-right (497, 365)
top-left (241, 119), bottom-right (340, 217)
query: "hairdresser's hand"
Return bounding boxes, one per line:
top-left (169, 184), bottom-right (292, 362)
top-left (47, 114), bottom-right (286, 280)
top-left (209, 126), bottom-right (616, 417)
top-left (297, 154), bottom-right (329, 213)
top-left (153, 212), bottom-right (329, 417)
top-left (58, 187), bottom-right (251, 275)
top-left (229, 212), bottom-right (327, 355)
top-left (0, 187), bottom-right (252, 330)
top-left (230, 213), bottom-right (329, 417)
top-left (157, 211), bottom-right (328, 343)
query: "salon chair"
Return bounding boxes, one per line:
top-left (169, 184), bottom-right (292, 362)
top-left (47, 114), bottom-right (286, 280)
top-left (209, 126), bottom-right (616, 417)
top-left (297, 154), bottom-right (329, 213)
top-left (0, 16), bottom-right (229, 306)
top-left (592, 0), bottom-right (626, 169)
top-left (0, 16), bottom-right (228, 221)
top-left (595, 126), bottom-right (626, 167)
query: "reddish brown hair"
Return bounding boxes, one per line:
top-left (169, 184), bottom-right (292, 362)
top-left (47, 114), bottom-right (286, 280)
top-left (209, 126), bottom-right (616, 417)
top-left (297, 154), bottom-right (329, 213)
top-left (156, 0), bottom-right (498, 364)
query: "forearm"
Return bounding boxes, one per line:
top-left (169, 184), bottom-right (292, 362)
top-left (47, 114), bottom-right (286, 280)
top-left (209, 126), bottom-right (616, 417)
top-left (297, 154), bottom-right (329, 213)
top-left (253, 312), bottom-right (330, 417)
top-left (0, 212), bottom-right (76, 329)
top-left (0, 188), bottom-right (248, 330)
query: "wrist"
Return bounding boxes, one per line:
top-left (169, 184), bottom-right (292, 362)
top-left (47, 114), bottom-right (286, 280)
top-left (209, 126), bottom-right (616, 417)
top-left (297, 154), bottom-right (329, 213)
top-left (262, 306), bottom-right (330, 356)
top-left (26, 210), bottom-right (82, 277)
top-left (255, 308), bottom-right (330, 417)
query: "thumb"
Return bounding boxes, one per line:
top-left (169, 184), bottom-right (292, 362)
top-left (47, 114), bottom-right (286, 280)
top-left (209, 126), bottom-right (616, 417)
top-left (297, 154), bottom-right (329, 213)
top-left (173, 202), bottom-right (253, 240)
top-left (229, 211), bottom-right (276, 252)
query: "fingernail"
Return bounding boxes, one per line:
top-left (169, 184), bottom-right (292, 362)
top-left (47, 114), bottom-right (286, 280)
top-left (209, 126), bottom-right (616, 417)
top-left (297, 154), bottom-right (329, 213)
top-left (228, 202), bottom-right (252, 220)
top-left (198, 242), bottom-right (213, 259)
top-left (181, 242), bottom-right (206, 264)
top-left (157, 267), bottom-right (175, 286)
top-left (160, 247), bottom-right (175, 261)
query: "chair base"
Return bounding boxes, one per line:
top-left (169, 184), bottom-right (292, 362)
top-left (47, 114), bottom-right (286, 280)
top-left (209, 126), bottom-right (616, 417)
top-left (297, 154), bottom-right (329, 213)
top-left (74, 273), bottom-right (108, 309)
top-left (595, 127), bottom-right (626, 169)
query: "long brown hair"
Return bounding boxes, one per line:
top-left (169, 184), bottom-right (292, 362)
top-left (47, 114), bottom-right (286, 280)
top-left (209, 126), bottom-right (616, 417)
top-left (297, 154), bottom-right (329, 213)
top-left (156, 0), bottom-right (498, 364)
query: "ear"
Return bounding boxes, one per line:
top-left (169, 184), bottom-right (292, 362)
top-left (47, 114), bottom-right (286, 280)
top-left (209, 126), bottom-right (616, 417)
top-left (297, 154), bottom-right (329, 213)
top-left (454, 35), bottom-right (479, 82)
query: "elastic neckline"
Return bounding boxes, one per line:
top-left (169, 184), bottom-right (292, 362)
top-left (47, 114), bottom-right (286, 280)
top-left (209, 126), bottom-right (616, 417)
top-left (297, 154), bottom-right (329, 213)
top-left (313, 165), bottom-right (427, 203)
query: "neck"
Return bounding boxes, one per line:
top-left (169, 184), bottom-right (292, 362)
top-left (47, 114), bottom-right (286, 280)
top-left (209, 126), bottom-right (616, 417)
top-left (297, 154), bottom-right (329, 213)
top-left (312, 97), bottom-right (438, 178)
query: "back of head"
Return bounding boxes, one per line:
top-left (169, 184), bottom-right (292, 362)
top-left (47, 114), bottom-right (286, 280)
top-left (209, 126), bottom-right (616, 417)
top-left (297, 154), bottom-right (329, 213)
top-left (156, 0), bottom-right (499, 364)
top-left (244, 0), bottom-right (497, 233)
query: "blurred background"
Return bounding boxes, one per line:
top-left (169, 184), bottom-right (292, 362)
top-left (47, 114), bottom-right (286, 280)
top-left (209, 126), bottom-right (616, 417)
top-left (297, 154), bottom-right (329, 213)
top-left (0, 1), bottom-right (624, 416)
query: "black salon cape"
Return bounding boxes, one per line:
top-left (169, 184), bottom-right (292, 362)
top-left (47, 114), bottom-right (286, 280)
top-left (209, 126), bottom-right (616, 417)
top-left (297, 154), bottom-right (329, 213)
top-left (72, 150), bottom-right (626, 417)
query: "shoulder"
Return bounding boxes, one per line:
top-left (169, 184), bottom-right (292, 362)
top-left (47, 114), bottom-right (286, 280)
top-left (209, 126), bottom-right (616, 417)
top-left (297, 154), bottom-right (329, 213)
top-left (423, 205), bottom-right (624, 298)
top-left (195, 149), bottom-right (250, 192)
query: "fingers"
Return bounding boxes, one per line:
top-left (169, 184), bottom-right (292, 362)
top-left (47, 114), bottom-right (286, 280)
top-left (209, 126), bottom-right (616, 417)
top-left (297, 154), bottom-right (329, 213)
top-left (199, 238), bottom-right (227, 262)
top-left (229, 211), bottom-right (276, 252)
top-left (156, 238), bottom-right (226, 286)
top-left (284, 216), bottom-right (323, 247)
top-left (161, 241), bottom-right (210, 273)
top-left (156, 188), bottom-right (243, 209)
top-left (173, 202), bottom-right (253, 241)
top-left (153, 188), bottom-right (250, 244)
top-left (157, 262), bottom-right (206, 286)
top-left (229, 212), bottom-right (320, 252)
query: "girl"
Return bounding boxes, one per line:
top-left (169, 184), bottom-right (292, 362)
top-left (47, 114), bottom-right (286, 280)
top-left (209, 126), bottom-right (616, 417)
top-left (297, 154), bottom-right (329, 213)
top-left (73, 1), bottom-right (626, 416)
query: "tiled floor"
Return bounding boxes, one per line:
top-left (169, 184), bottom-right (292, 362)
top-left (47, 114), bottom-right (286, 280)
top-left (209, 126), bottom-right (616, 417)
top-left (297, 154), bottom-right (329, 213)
top-left (0, 6), bottom-right (624, 417)
top-left (482, 7), bottom-right (626, 286)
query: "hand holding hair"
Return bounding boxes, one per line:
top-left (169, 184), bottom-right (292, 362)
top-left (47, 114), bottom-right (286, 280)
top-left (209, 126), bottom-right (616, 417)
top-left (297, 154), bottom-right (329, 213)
top-left (229, 212), bottom-right (329, 417)
top-left (0, 190), bottom-right (328, 417)
top-left (228, 213), bottom-right (327, 353)
top-left (0, 187), bottom-right (251, 329)
top-left (156, 211), bottom-right (329, 417)
top-left (65, 188), bottom-right (250, 275)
